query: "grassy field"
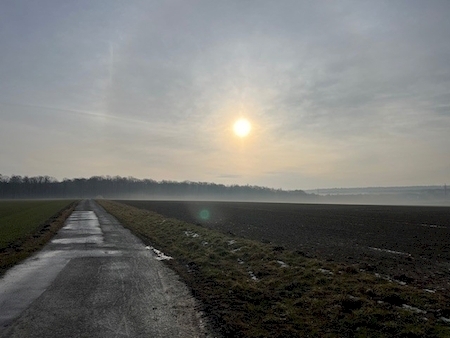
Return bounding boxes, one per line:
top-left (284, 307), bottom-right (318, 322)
top-left (0, 200), bottom-right (77, 274)
top-left (98, 200), bottom-right (450, 337)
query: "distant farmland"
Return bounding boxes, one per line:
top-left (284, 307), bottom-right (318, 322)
top-left (118, 200), bottom-right (450, 290)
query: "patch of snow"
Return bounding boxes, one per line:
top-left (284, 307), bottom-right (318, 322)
top-left (424, 288), bottom-right (436, 293)
top-left (420, 224), bottom-right (446, 229)
top-left (440, 317), bottom-right (450, 324)
top-left (277, 260), bottom-right (289, 268)
top-left (318, 268), bottom-right (333, 275)
top-left (248, 271), bottom-right (258, 281)
top-left (369, 247), bottom-right (411, 257)
top-left (237, 258), bottom-right (244, 265)
top-left (374, 272), bottom-right (408, 285)
top-left (145, 246), bottom-right (173, 261)
top-left (228, 240), bottom-right (237, 245)
top-left (394, 280), bottom-right (407, 286)
top-left (201, 241), bottom-right (209, 246)
top-left (184, 231), bottom-right (200, 238)
top-left (402, 304), bottom-right (426, 314)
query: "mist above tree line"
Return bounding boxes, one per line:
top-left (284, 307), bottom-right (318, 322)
top-left (0, 174), bottom-right (448, 206)
top-left (0, 175), bottom-right (308, 201)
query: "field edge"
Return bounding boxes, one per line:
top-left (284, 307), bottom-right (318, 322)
top-left (0, 200), bottom-right (78, 276)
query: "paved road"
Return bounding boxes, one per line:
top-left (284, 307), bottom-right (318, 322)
top-left (0, 200), bottom-right (213, 338)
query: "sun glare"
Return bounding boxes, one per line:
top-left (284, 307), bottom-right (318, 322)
top-left (233, 118), bottom-right (251, 138)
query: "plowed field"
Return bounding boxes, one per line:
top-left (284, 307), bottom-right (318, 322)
top-left (118, 200), bottom-right (450, 290)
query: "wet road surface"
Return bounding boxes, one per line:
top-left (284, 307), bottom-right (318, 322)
top-left (0, 200), bottom-right (212, 338)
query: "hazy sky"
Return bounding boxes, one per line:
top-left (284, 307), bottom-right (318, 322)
top-left (1, 1), bottom-right (449, 190)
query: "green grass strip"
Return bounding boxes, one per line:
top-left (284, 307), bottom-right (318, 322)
top-left (0, 200), bottom-right (74, 249)
top-left (99, 200), bottom-right (450, 338)
top-left (0, 200), bottom-right (76, 274)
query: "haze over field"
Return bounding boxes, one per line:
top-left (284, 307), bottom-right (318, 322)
top-left (1, 1), bottom-right (449, 190)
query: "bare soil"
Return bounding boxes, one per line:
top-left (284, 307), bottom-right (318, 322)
top-left (118, 200), bottom-right (450, 290)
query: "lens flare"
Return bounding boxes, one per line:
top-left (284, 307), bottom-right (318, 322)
top-left (199, 209), bottom-right (210, 220)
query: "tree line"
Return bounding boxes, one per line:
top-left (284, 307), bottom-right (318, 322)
top-left (0, 174), bottom-right (308, 201)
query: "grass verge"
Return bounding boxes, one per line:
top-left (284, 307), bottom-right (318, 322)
top-left (0, 200), bottom-right (77, 275)
top-left (98, 200), bottom-right (450, 337)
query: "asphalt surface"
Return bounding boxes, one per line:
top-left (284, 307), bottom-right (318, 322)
top-left (0, 200), bottom-right (213, 338)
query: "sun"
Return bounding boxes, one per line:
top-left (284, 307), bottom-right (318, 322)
top-left (233, 118), bottom-right (251, 138)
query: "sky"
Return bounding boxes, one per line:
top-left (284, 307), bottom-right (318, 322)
top-left (1, 0), bottom-right (449, 190)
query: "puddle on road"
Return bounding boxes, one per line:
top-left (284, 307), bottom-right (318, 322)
top-left (52, 235), bottom-right (103, 245)
top-left (67, 210), bottom-right (97, 219)
top-left (51, 211), bottom-right (104, 245)
top-left (34, 249), bottom-right (123, 260)
top-left (62, 222), bottom-right (102, 233)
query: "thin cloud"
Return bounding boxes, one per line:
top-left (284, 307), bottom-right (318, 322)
top-left (1, 1), bottom-right (449, 189)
